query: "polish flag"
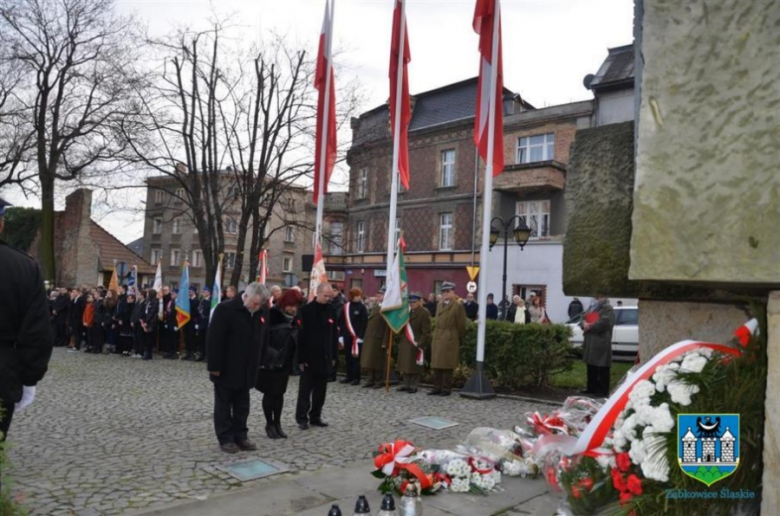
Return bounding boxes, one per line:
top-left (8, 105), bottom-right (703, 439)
top-left (257, 249), bottom-right (269, 285)
top-left (313, 0), bottom-right (337, 204)
top-left (389, 0), bottom-right (411, 190)
top-left (473, 0), bottom-right (504, 175)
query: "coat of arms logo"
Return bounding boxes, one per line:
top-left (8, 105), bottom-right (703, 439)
top-left (678, 413), bottom-right (740, 486)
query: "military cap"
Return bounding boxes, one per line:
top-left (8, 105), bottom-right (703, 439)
top-left (441, 281), bottom-right (456, 292)
top-left (409, 292), bottom-right (422, 301)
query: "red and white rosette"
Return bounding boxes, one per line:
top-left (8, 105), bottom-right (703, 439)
top-left (533, 319), bottom-right (758, 459)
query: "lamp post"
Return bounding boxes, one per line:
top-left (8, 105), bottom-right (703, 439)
top-left (489, 216), bottom-right (531, 320)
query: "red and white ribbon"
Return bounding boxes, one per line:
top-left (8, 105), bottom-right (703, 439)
top-left (734, 319), bottom-right (759, 348)
top-left (403, 322), bottom-right (424, 366)
top-left (527, 412), bottom-right (569, 436)
top-left (344, 302), bottom-right (360, 357)
top-left (374, 440), bottom-right (416, 476)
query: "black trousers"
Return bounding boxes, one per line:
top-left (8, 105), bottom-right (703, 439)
top-left (213, 384), bottom-right (250, 445)
top-left (295, 370), bottom-right (328, 423)
top-left (586, 364), bottom-right (611, 395)
top-left (0, 397), bottom-right (14, 491)
top-left (196, 326), bottom-right (207, 356)
top-left (163, 328), bottom-right (178, 355)
top-left (345, 341), bottom-right (362, 381)
top-left (184, 325), bottom-right (197, 355)
top-left (143, 331), bottom-right (156, 359)
top-left (262, 394), bottom-right (284, 426)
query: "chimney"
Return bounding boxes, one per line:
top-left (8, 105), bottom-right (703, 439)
top-left (65, 189), bottom-right (93, 223)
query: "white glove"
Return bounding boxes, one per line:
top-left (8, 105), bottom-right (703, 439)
top-left (357, 338), bottom-right (364, 344)
top-left (174, 327), bottom-right (179, 332)
top-left (338, 337), bottom-right (344, 345)
top-left (195, 324), bottom-right (199, 330)
top-left (15, 386), bottom-right (36, 412)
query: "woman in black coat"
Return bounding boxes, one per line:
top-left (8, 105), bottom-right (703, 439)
top-left (256, 289), bottom-right (302, 439)
top-left (141, 289), bottom-right (160, 360)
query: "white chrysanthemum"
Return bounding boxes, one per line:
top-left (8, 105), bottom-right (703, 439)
top-left (502, 460), bottom-right (522, 476)
top-left (622, 414), bottom-right (639, 442)
top-left (482, 475), bottom-right (496, 491)
top-left (697, 347), bottom-right (713, 358)
top-left (629, 437), bottom-right (647, 464)
top-left (640, 435), bottom-right (670, 482)
top-left (450, 477), bottom-right (470, 492)
top-left (668, 381), bottom-right (700, 406)
top-left (628, 380), bottom-right (656, 406)
top-left (635, 403), bottom-right (656, 427)
top-left (647, 403), bottom-right (675, 434)
top-left (680, 353), bottom-right (708, 373)
top-left (596, 454), bottom-right (617, 471)
top-left (445, 459), bottom-right (470, 478)
top-left (652, 364), bottom-right (678, 393)
top-left (613, 428), bottom-right (628, 452)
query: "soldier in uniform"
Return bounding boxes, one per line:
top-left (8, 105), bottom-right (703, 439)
top-left (429, 281), bottom-right (467, 396)
top-left (0, 197), bottom-right (54, 489)
top-left (182, 286), bottom-right (199, 360)
top-left (162, 289), bottom-right (179, 358)
top-left (396, 292), bottom-right (431, 394)
top-left (195, 287), bottom-right (212, 362)
top-left (360, 286), bottom-right (390, 389)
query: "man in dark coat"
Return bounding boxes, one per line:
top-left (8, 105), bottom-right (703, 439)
top-left (0, 198), bottom-right (54, 489)
top-left (295, 283), bottom-right (339, 430)
top-left (162, 289), bottom-right (179, 358)
top-left (463, 292), bottom-right (479, 321)
top-left (69, 288), bottom-right (86, 350)
top-left (581, 294), bottom-right (615, 396)
top-left (338, 287), bottom-right (368, 385)
top-left (207, 283), bottom-right (269, 453)
top-left (568, 297), bottom-right (584, 319)
top-left (485, 293), bottom-right (498, 320)
top-left (195, 287), bottom-right (212, 362)
top-left (52, 287), bottom-right (70, 347)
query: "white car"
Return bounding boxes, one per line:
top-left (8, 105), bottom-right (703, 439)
top-left (566, 306), bottom-right (639, 362)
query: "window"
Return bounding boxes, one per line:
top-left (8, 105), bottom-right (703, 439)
top-left (350, 278), bottom-right (363, 291)
top-left (515, 200), bottom-right (551, 238)
top-left (225, 218), bottom-right (238, 234)
top-left (153, 218), bottom-right (162, 234)
top-left (356, 221), bottom-right (365, 253)
top-left (175, 188), bottom-right (184, 204)
top-left (617, 308), bottom-right (638, 326)
top-left (172, 218), bottom-right (181, 234)
top-left (283, 256), bottom-right (293, 272)
top-left (357, 167), bottom-right (368, 199)
top-left (192, 250), bottom-right (202, 268)
top-left (285, 226), bottom-right (295, 243)
top-left (329, 221), bottom-right (344, 255)
top-left (517, 133), bottom-right (555, 164)
top-left (170, 248), bottom-right (181, 266)
top-left (441, 150), bottom-right (456, 187)
top-left (154, 190), bottom-right (163, 205)
top-left (151, 249), bottom-right (161, 265)
top-left (225, 252), bottom-right (236, 268)
top-left (439, 213), bottom-right (453, 250)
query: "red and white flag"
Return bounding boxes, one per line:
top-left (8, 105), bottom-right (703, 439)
top-left (313, 0), bottom-right (337, 204)
top-left (389, 0), bottom-right (411, 190)
top-left (257, 249), bottom-right (269, 284)
top-left (308, 241), bottom-right (328, 302)
top-left (473, 0), bottom-right (504, 176)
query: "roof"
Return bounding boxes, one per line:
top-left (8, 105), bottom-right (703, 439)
top-left (586, 44), bottom-right (634, 91)
top-left (682, 428), bottom-right (697, 440)
top-left (352, 78), bottom-right (534, 148)
top-left (127, 237), bottom-right (144, 256)
top-left (89, 222), bottom-right (156, 275)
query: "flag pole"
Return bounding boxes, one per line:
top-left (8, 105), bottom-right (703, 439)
top-left (315, 0), bottom-right (335, 247)
top-left (386, 0), bottom-right (406, 271)
top-left (462, 0), bottom-right (500, 400)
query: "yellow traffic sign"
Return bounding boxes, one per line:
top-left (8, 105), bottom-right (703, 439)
top-left (466, 266), bottom-right (480, 281)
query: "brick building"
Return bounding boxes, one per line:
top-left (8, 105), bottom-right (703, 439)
top-left (29, 189), bottom-right (156, 288)
top-left (142, 170), bottom-right (314, 291)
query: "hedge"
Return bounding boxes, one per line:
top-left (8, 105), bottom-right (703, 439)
top-left (339, 319), bottom-right (573, 391)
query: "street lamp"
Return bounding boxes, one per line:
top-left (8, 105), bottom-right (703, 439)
top-left (490, 216), bottom-right (531, 320)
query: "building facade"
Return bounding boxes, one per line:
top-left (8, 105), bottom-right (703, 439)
top-left (142, 170), bottom-right (313, 291)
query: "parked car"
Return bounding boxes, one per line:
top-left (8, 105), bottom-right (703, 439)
top-left (566, 306), bottom-right (639, 362)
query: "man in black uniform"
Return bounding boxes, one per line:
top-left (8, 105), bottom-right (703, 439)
top-left (207, 283), bottom-right (269, 453)
top-left (51, 287), bottom-right (70, 347)
top-left (195, 287), bottom-right (212, 362)
top-left (69, 287), bottom-right (86, 350)
top-left (0, 197), bottom-right (54, 488)
top-left (182, 286), bottom-right (199, 360)
top-left (295, 282), bottom-right (339, 430)
top-left (162, 289), bottom-right (179, 358)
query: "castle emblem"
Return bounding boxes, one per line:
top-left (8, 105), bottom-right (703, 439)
top-left (678, 414), bottom-right (740, 486)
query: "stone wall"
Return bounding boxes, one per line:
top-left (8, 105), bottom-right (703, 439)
top-left (631, 0), bottom-right (780, 286)
top-left (762, 292), bottom-right (780, 514)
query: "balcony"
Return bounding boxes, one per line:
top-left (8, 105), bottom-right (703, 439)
top-left (494, 160), bottom-right (566, 193)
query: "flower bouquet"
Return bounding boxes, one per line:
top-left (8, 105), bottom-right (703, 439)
top-left (417, 449), bottom-right (502, 494)
top-left (457, 428), bottom-right (540, 478)
top-left (372, 440), bottom-right (442, 496)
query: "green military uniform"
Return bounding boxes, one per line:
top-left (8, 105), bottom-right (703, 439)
top-left (430, 283), bottom-right (467, 395)
top-left (397, 301), bottom-right (432, 392)
top-left (361, 303), bottom-right (390, 387)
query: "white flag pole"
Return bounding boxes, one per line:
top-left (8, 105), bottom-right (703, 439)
top-left (465, 0), bottom-right (501, 400)
top-left (315, 0), bottom-right (335, 247)
top-left (386, 0), bottom-right (406, 272)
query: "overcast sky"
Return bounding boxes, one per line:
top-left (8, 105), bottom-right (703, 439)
top-left (3, 0), bottom-right (633, 243)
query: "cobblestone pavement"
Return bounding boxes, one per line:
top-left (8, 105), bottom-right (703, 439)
top-left (5, 349), bottom-right (557, 516)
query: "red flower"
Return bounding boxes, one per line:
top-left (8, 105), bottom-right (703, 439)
top-left (578, 477), bottom-right (594, 492)
top-left (616, 452), bottom-right (631, 473)
top-left (571, 485), bottom-right (581, 499)
top-left (546, 467), bottom-right (561, 491)
top-left (611, 468), bottom-right (626, 492)
top-left (626, 474), bottom-right (643, 496)
top-left (619, 492), bottom-right (634, 506)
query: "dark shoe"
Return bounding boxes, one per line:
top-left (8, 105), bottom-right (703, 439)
top-left (362, 383), bottom-right (375, 388)
top-left (298, 421), bottom-right (309, 430)
top-left (275, 424), bottom-right (288, 439)
top-left (396, 386), bottom-right (409, 392)
top-left (236, 439), bottom-right (257, 451)
top-left (427, 390), bottom-right (442, 396)
top-left (372, 383), bottom-right (384, 389)
top-left (350, 380), bottom-right (361, 386)
top-left (439, 391), bottom-right (451, 397)
top-left (220, 443), bottom-right (240, 454)
top-left (310, 419), bottom-right (329, 427)
top-left (407, 389), bottom-right (418, 394)
top-left (265, 425), bottom-right (280, 439)
top-left (339, 378), bottom-right (353, 384)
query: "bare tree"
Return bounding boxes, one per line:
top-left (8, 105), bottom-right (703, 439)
top-left (121, 20), bottom-right (360, 287)
top-left (0, 0), bottom-right (144, 281)
top-left (0, 54), bottom-right (35, 190)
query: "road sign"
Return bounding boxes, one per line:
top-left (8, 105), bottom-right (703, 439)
top-left (466, 281), bottom-right (477, 293)
top-left (466, 266), bottom-right (480, 281)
